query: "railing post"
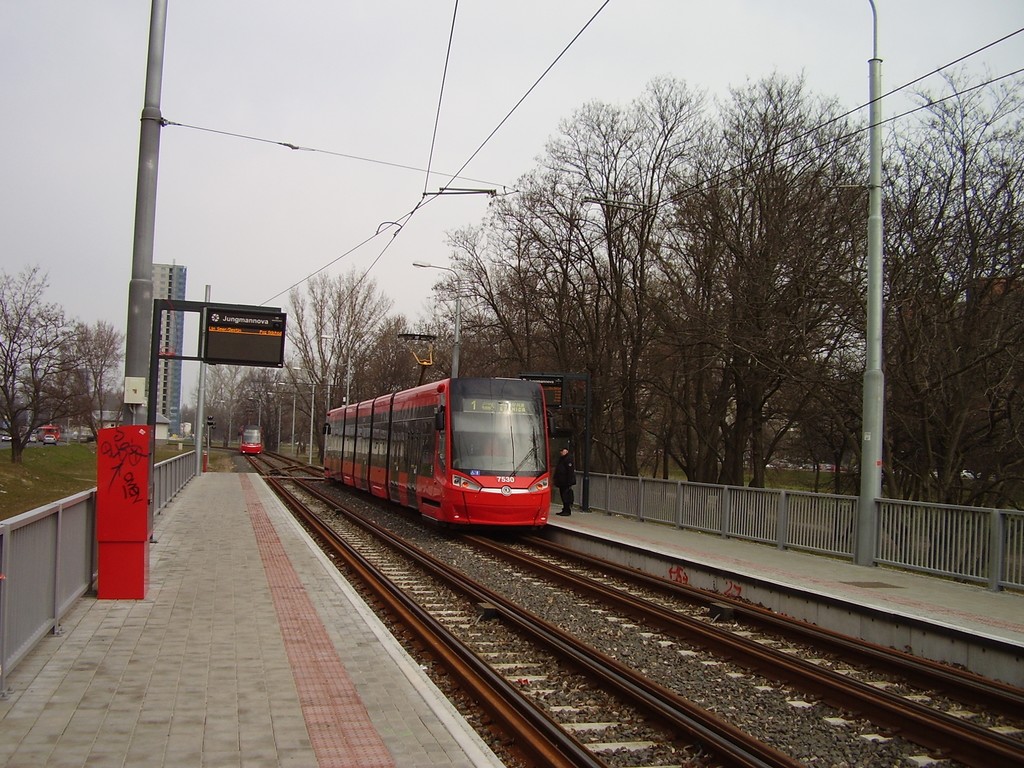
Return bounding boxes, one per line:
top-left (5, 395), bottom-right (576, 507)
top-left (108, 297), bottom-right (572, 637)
top-left (53, 505), bottom-right (64, 636)
top-left (777, 490), bottom-right (789, 550)
top-left (636, 476), bottom-right (645, 522)
top-left (0, 521), bottom-right (9, 697)
top-left (721, 486), bottom-right (732, 538)
top-left (89, 495), bottom-right (99, 593)
top-left (988, 509), bottom-right (1005, 592)
top-left (675, 479), bottom-right (684, 529)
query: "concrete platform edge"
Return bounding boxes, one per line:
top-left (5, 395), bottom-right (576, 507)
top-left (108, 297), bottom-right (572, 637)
top-left (253, 477), bottom-right (504, 768)
top-left (545, 513), bottom-right (1024, 687)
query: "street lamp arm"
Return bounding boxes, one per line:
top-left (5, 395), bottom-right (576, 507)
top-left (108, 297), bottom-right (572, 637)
top-left (867, 0), bottom-right (878, 59)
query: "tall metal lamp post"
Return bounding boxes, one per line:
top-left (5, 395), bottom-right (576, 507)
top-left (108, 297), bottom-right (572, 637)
top-left (413, 261), bottom-right (461, 378)
top-left (856, 0), bottom-right (884, 567)
top-left (307, 382), bottom-right (316, 465)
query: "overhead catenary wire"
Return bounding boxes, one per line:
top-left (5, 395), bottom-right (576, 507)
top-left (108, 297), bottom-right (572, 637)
top-left (269, 0), bottom-right (614, 303)
top-left (434, 0), bottom-right (613, 193)
top-left (657, 62), bottom-right (1024, 218)
top-left (422, 0), bottom-right (461, 198)
top-left (160, 119), bottom-right (504, 190)
top-left (631, 27), bottom-right (1024, 216)
top-left (160, 21), bottom-right (1023, 306)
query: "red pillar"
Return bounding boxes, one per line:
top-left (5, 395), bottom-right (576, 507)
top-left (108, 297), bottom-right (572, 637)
top-left (96, 426), bottom-right (151, 599)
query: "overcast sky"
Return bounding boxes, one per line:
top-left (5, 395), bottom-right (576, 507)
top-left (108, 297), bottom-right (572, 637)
top-left (3, 1), bottom-right (1023, 382)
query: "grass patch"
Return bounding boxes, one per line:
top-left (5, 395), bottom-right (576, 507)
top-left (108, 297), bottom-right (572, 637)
top-left (0, 443), bottom-right (193, 521)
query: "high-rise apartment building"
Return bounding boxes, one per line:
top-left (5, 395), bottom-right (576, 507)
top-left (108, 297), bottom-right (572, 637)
top-left (153, 262), bottom-right (187, 435)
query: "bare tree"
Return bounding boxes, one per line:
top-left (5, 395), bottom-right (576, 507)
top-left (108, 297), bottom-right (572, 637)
top-left (287, 268), bottom-right (393, 461)
top-left (0, 267), bottom-right (78, 462)
top-left (202, 364), bottom-right (245, 446)
top-left (443, 68), bottom-right (1023, 508)
top-left (361, 315), bottom-right (424, 394)
top-left (885, 72), bottom-right (1024, 506)
top-left (451, 79), bottom-right (707, 474)
top-left (66, 320), bottom-right (124, 440)
top-left (448, 214), bottom-right (562, 376)
top-left (660, 74), bottom-right (865, 486)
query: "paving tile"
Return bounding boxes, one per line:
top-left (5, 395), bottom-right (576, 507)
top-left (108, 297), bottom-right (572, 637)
top-left (0, 473), bottom-right (503, 767)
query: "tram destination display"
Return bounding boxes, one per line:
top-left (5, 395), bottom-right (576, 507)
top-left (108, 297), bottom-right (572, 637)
top-left (202, 307), bottom-right (287, 366)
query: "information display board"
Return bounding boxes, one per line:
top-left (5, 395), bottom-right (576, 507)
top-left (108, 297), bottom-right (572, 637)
top-left (202, 306), bottom-right (286, 366)
top-left (520, 374), bottom-right (564, 408)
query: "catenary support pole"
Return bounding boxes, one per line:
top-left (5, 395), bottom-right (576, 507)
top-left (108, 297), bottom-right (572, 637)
top-left (122, 0), bottom-right (168, 426)
top-left (856, 0), bottom-right (884, 567)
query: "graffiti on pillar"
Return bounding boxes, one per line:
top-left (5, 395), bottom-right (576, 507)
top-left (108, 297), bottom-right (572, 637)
top-left (99, 427), bottom-right (150, 505)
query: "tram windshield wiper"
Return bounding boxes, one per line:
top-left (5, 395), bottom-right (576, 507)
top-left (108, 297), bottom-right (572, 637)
top-left (510, 429), bottom-right (540, 477)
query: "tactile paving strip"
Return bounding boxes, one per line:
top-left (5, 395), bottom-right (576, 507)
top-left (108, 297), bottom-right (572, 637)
top-left (241, 475), bottom-right (396, 768)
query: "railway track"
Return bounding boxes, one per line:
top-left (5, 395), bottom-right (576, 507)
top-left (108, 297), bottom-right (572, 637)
top-left (244, 451), bottom-right (326, 480)
top-left (516, 536), bottom-right (1024, 721)
top-left (248, 462), bottom-right (1024, 767)
top-left (467, 535), bottom-right (1024, 768)
top-left (271, 474), bottom-right (803, 768)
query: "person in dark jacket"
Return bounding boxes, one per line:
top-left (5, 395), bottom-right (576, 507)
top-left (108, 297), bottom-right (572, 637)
top-left (553, 447), bottom-right (576, 516)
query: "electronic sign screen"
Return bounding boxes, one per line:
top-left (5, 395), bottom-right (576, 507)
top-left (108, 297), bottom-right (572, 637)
top-left (202, 307), bottom-right (286, 367)
top-left (520, 374), bottom-right (564, 408)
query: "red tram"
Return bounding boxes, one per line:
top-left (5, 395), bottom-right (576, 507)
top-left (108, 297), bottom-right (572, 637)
top-left (324, 377), bottom-right (551, 528)
top-left (239, 425), bottom-right (264, 455)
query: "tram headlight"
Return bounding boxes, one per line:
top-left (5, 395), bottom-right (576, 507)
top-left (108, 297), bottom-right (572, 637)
top-left (451, 474), bottom-right (481, 492)
top-left (529, 478), bottom-right (549, 493)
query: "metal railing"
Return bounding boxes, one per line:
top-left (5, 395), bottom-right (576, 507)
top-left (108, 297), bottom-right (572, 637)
top-left (877, 499), bottom-right (1024, 591)
top-left (587, 473), bottom-right (1022, 591)
top-left (0, 452), bottom-right (195, 695)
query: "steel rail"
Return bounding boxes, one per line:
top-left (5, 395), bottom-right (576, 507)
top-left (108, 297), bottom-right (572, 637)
top-left (245, 452), bottom-right (324, 480)
top-left (529, 536), bottom-right (1024, 718)
top-left (286, 481), bottom-right (804, 768)
top-left (479, 536), bottom-right (1024, 768)
top-left (265, 476), bottom-right (602, 768)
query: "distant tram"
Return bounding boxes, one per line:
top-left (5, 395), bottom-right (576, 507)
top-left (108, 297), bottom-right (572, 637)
top-left (239, 425), bottom-right (263, 455)
top-left (38, 424), bottom-right (61, 444)
top-left (324, 377), bottom-right (551, 528)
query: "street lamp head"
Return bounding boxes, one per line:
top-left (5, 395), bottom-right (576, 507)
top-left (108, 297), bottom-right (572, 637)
top-left (413, 261), bottom-right (458, 282)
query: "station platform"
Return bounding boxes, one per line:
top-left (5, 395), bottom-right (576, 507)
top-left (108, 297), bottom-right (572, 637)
top-left (545, 506), bottom-right (1024, 687)
top-left (0, 473), bottom-right (504, 768)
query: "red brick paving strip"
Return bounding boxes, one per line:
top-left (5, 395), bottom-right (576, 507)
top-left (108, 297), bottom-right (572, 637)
top-left (241, 475), bottom-right (396, 768)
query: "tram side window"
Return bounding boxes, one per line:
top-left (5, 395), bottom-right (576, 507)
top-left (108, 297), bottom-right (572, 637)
top-left (343, 414), bottom-right (356, 460)
top-left (356, 412), bottom-right (372, 463)
top-left (420, 421), bottom-right (435, 472)
top-left (391, 406), bottom-right (433, 477)
top-left (407, 406), bottom-right (435, 474)
top-left (370, 416), bottom-right (389, 468)
top-left (390, 419), bottom-right (407, 474)
top-left (434, 406), bottom-right (446, 473)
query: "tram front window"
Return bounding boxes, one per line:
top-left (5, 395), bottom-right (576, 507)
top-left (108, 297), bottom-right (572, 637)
top-left (451, 407), bottom-right (544, 475)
